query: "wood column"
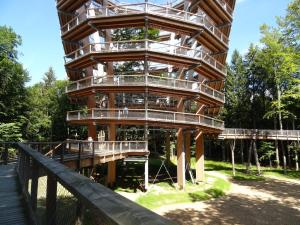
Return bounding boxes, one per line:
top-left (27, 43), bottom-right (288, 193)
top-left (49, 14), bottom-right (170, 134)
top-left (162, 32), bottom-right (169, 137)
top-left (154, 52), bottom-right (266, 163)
top-left (46, 174), bottom-right (57, 225)
top-left (176, 128), bottom-right (185, 189)
top-left (195, 131), bottom-right (205, 182)
top-left (107, 92), bottom-right (116, 186)
top-left (144, 159), bottom-right (149, 190)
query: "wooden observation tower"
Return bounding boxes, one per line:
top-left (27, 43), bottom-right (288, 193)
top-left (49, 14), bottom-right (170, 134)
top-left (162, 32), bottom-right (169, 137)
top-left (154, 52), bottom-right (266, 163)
top-left (56, 0), bottom-right (236, 189)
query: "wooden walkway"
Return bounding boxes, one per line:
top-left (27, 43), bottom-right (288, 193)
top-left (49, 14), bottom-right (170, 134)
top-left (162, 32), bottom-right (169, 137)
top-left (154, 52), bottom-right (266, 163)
top-left (0, 164), bottom-right (28, 225)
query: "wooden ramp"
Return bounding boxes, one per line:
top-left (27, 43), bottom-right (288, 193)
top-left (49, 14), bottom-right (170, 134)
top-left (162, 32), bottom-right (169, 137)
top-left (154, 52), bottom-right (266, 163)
top-left (0, 164), bottom-right (29, 225)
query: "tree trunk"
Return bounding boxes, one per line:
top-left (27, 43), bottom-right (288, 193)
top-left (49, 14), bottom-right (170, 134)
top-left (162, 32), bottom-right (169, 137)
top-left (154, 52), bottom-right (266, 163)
top-left (269, 156), bottom-right (272, 168)
top-left (277, 84), bottom-right (287, 174)
top-left (252, 140), bottom-right (261, 175)
top-left (275, 140), bottom-right (280, 168)
top-left (246, 140), bottom-right (253, 173)
top-left (281, 141), bottom-right (287, 174)
top-left (295, 150), bottom-right (299, 171)
top-left (222, 144), bottom-right (226, 162)
top-left (287, 142), bottom-right (292, 169)
top-left (240, 139), bottom-right (244, 164)
top-left (230, 140), bottom-right (236, 176)
top-left (274, 118), bottom-right (280, 168)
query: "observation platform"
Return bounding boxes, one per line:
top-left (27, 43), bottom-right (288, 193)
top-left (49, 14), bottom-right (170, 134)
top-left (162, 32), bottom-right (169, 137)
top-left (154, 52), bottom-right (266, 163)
top-left (67, 108), bottom-right (224, 132)
top-left (60, 3), bottom-right (229, 53)
top-left (66, 75), bottom-right (225, 105)
top-left (64, 40), bottom-right (226, 80)
top-left (219, 129), bottom-right (300, 141)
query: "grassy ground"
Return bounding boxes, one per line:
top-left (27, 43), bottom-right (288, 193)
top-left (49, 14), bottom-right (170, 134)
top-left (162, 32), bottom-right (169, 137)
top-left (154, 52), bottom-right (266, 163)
top-left (135, 175), bottom-right (230, 210)
top-left (202, 159), bottom-right (300, 180)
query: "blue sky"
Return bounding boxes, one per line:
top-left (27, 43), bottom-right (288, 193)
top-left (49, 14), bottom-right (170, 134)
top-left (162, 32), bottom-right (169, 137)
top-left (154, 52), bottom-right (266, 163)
top-left (0, 0), bottom-right (292, 85)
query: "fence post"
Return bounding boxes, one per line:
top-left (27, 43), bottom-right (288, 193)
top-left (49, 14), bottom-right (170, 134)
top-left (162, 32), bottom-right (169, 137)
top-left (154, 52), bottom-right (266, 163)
top-left (60, 142), bottom-right (65, 163)
top-left (46, 173), bottom-right (57, 225)
top-left (31, 160), bottom-right (39, 212)
top-left (77, 142), bottom-right (82, 171)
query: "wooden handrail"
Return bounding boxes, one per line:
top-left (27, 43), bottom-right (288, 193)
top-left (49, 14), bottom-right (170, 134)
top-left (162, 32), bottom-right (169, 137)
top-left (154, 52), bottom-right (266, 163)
top-left (66, 74), bottom-right (225, 102)
top-left (60, 2), bottom-right (229, 44)
top-left (64, 39), bottom-right (226, 74)
top-left (16, 143), bottom-right (175, 225)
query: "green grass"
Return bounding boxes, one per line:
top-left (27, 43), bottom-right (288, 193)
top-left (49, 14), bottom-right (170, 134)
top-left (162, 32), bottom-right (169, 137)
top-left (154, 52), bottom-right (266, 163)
top-left (135, 175), bottom-right (230, 210)
top-left (203, 159), bottom-right (300, 181)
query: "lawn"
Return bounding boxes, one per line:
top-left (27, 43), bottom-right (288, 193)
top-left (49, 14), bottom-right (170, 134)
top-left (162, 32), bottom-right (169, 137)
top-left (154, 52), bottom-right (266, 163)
top-left (134, 174), bottom-right (230, 210)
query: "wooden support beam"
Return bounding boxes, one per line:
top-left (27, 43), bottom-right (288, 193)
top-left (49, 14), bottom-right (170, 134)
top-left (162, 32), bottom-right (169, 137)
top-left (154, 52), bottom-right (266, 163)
top-left (144, 159), bottom-right (149, 190)
top-left (107, 161), bottom-right (116, 187)
top-left (31, 160), bottom-right (39, 212)
top-left (46, 174), bottom-right (57, 225)
top-left (176, 128), bottom-right (185, 189)
top-left (195, 131), bottom-right (205, 182)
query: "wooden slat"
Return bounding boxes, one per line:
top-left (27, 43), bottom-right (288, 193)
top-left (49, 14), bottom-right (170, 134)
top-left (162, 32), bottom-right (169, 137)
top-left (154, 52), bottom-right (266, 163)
top-left (0, 164), bottom-right (29, 225)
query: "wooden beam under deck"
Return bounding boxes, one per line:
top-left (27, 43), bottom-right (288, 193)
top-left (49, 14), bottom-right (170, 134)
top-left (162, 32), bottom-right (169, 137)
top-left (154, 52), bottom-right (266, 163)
top-left (61, 14), bottom-right (228, 54)
top-left (65, 51), bottom-right (226, 80)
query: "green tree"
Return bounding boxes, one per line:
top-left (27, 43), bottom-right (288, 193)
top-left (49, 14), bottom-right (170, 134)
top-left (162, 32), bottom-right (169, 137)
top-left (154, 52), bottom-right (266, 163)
top-left (0, 26), bottom-right (29, 140)
top-left (258, 142), bottom-right (276, 168)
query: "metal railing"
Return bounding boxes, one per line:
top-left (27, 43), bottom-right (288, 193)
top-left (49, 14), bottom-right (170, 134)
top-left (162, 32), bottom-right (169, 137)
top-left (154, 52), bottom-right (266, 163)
top-left (216, 0), bottom-right (233, 15)
top-left (60, 3), bottom-right (229, 45)
top-left (15, 143), bottom-right (174, 225)
top-left (67, 108), bottom-right (225, 129)
top-left (64, 39), bottom-right (226, 75)
top-left (220, 129), bottom-right (300, 140)
top-left (66, 75), bottom-right (225, 102)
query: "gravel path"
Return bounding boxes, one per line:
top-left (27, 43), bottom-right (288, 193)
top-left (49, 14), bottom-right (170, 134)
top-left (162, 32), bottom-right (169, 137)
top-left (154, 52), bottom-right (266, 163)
top-left (155, 172), bottom-right (300, 225)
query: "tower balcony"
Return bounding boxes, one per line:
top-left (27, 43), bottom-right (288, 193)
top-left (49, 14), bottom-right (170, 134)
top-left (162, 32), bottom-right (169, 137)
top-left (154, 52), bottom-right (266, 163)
top-left (67, 108), bottom-right (225, 132)
top-left (66, 75), bottom-right (225, 104)
top-left (60, 3), bottom-right (229, 51)
top-left (64, 40), bottom-right (227, 79)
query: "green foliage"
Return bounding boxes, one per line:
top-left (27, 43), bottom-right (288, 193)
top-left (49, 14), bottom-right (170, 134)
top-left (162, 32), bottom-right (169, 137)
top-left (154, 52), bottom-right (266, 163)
top-left (0, 123), bottom-right (22, 141)
top-left (258, 142), bottom-right (276, 163)
top-left (0, 26), bottom-right (29, 124)
top-left (26, 68), bottom-right (71, 141)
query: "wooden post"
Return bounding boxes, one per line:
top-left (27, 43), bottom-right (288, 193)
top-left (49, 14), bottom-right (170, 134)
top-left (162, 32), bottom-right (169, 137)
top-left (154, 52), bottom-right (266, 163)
top-left (31, 160), bottom-right (39, 211)
top-left (107, 92), bottom-right (116, 187)
top-left (195, 131), bottom-right (205, 182)
top-left (46, 174), bottom-right (57, 225)
top-left (144, 158), bottom-right (149, 190)
top-left (230, 139), bottom-right (236, 176)
top-left (176, 128), bottom-right (185, 189)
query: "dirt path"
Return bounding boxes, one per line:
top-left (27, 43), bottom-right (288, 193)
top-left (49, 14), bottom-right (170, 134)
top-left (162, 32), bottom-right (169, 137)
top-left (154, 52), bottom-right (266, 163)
top-left (154, 172), bottom-right (300, 225)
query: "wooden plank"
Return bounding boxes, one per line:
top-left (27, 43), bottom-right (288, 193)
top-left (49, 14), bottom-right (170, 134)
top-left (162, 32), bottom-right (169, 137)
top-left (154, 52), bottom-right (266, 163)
top-left (0, 164), bottom-right (28, 225)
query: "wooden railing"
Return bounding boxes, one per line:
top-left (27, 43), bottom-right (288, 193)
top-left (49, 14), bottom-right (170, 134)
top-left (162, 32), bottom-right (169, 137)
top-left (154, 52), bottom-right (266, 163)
top-left (67, 108), bottom-right (225, 130)
top-left (219, 129), bottom-right (300, 141)
top-left (60, 3), bottom-right (229, 45)
top-left (216, 0), bottom-right (233, 15)
top-left (64, 39), bottom-right (226, 75)
top-left (15, 143), bottom-right (174, 225)
top-left (66, 75), bottom-right (225, 103)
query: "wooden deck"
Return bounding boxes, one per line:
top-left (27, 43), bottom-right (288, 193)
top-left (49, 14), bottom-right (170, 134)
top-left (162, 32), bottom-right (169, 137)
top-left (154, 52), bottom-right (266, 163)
top-left (0, 164), bottom-right (29, 225)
